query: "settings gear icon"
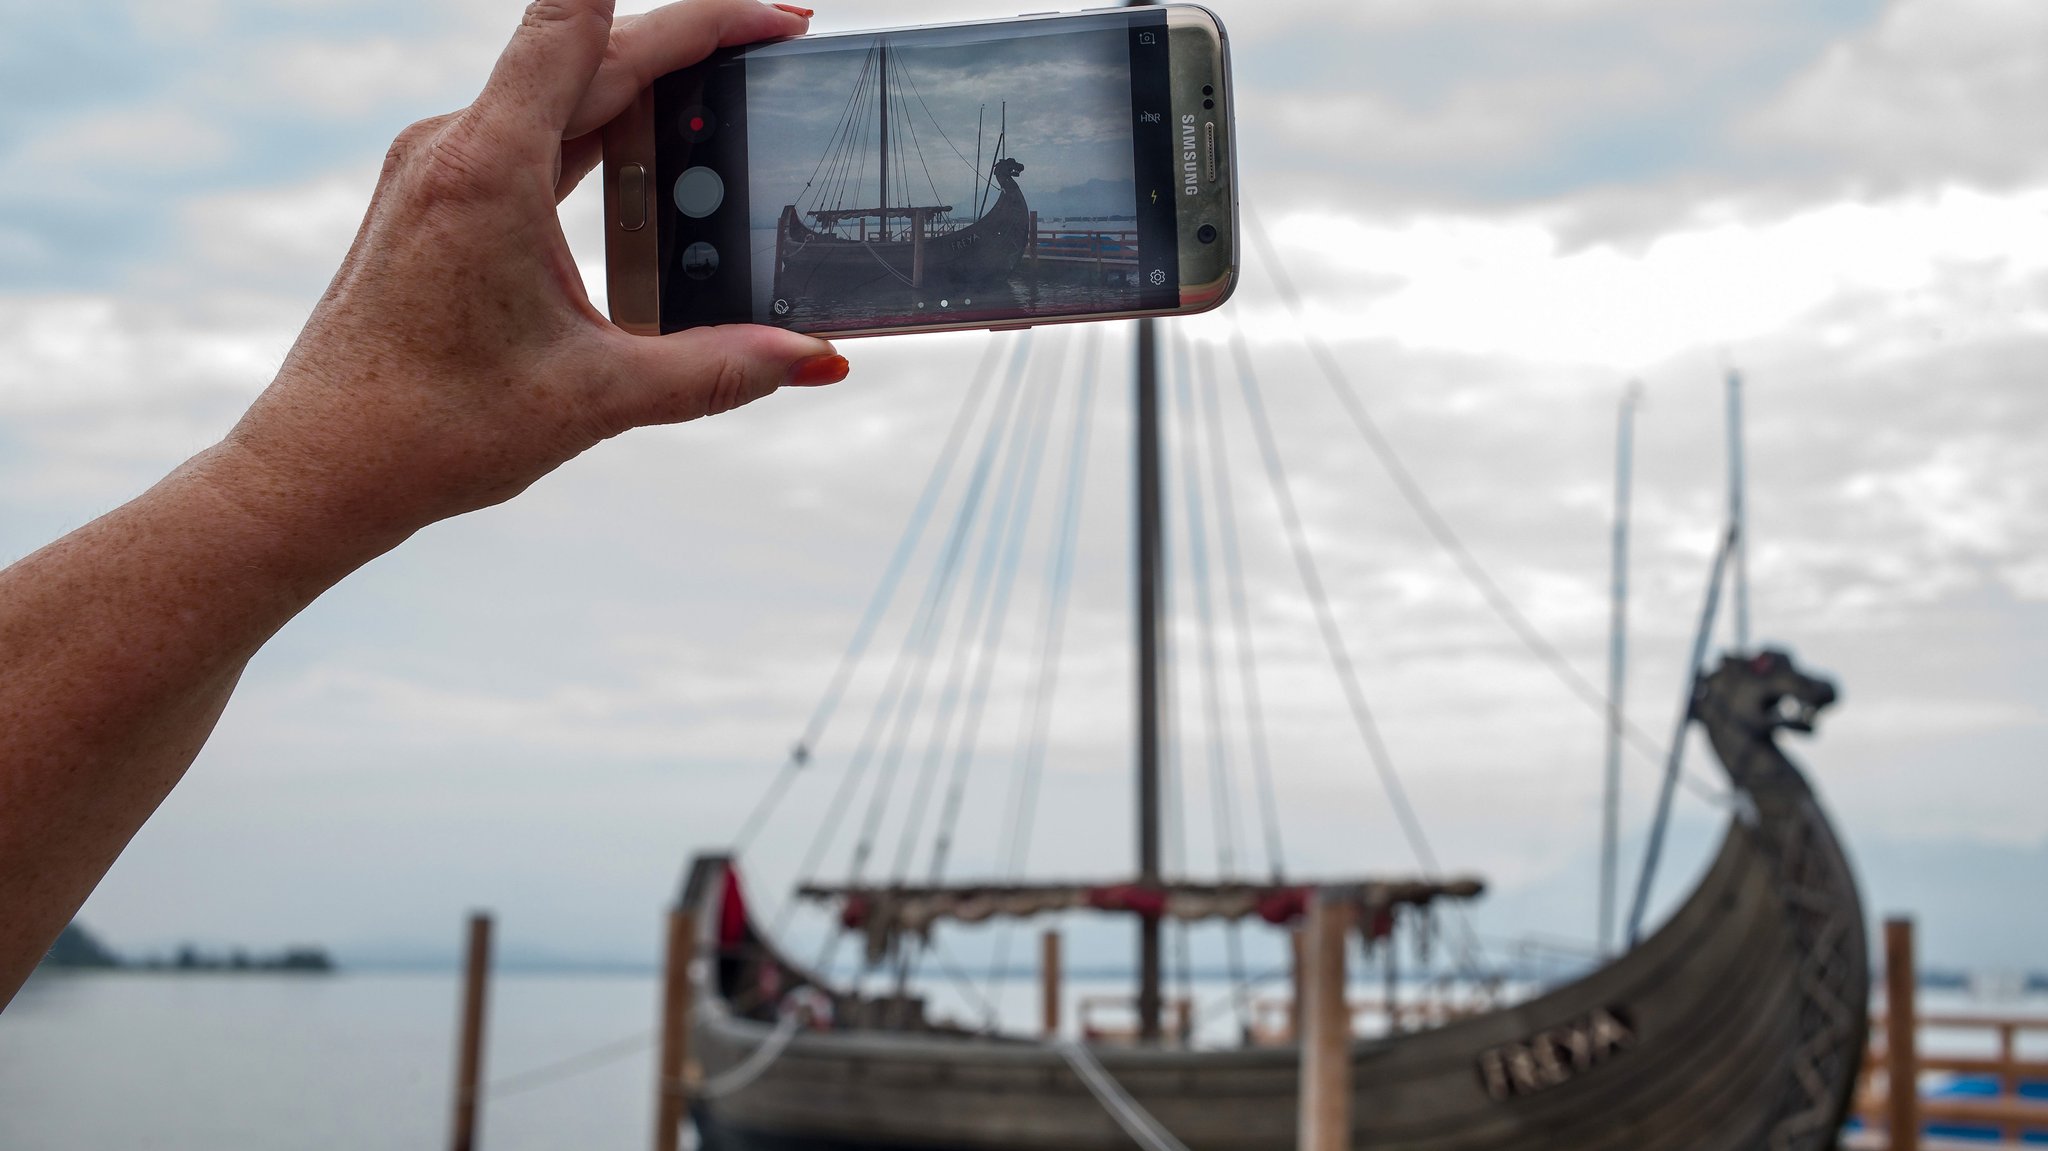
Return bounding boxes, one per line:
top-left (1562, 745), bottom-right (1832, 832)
top-left (1148, 268), bottom-right (1168, 286)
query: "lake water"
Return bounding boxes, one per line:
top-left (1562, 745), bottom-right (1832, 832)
top-left (4, 968), bottom-right (2043, 1149)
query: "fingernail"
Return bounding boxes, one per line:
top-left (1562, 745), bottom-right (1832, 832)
top-left (788, 354), bottom-right (849, 387)
top-left (771, 3), bottom-right (814, 17)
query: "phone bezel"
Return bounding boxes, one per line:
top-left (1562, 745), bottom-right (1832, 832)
top-left (602, 5), bottom-right (1236, 339)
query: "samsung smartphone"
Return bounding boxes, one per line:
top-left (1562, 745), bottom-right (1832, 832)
top-left (602, 5), bottom-right (1235, 338)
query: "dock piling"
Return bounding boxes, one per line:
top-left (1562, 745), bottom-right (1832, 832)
top-left (1884, 916), bottom-right (1920, 1151)
top-left (1041, 929), bottom-right (1063, 1038)
top-left (1298, 892), bottom-right (1352, 1151)
top-left (654, 906), bottom-right (696, 1151)
top-left (1289, 928), bottom-right (1306, 1043)
top-left (449, 912), bottom-right (493, 1151)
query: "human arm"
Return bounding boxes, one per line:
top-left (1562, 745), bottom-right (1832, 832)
top-left (0, 0), bottom-right (842, 1004)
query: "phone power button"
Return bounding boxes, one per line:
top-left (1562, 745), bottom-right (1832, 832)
top-left (619, 163), bottom-right (647, 232)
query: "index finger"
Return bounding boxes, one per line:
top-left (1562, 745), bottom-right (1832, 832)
top-left (563, 0), bottom-right (811, 140)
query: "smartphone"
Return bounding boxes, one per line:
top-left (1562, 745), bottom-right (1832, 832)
top-left (602, 5), bottom-right (1236, 338)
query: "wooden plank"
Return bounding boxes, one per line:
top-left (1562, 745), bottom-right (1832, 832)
top-left (450, 912), bottom-right (492, 1151)
top-left (1886, 918), bottom-right (1921, 1151)
top-left (653, 907), bottom-right (694, 1151)
top-left (1859, 1093), bottom-right (2048, 1129)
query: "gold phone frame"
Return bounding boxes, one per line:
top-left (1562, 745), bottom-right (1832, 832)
top-left (602, 5), bottom-right (1236, 339)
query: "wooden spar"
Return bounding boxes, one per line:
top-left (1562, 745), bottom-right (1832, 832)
top-left (1040, 930), bottom-right (1062, 1038)
top-left (449, 912), bottom-right (493, 1151)
top-left (876, 40), bottom-right (889, 242)
top-left (1599, 385), bottom-right (1638, 957)
top-left (1885, 918), bottom-right (1920, 1151)
top-left (1135, 313), bottom-right (1164, 1043)
top-left (653, 907), bottom-right (695, 1151)
top-left (1298, 893), bottom-right (1352, 1151)
top-left (1727, 369), bottom-right (1750, 653)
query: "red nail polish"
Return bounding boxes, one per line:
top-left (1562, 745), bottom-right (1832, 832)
top-left (788, 354), bottom-right (849, 387)
top-left (772, 3), bottom-right (815, 17)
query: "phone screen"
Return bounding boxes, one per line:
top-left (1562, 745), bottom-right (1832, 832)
top-left (654, 9), bottom-right (1182, 335)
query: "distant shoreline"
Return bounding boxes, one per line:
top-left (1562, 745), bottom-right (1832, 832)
top-left (41, 921), bottom-right (335, 975)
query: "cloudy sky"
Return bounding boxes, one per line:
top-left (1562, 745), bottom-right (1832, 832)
top-left (4, 0), bottom-right (2044, 976)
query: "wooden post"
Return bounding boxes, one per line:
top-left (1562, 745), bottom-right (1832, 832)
top-left (653, 907), bottom-right (696, 1151)
top-left (1298, 892), bottom-right (1352, 1151)
top-left (1998, 1022), bottom-right (2019, 1144)
top-left (1884, 917), bottom-right (1919, 1151)
top-left (1289, 928), bottom-right (1307, 1043)
top-left (1040, 930), bottom-right (1063, 1038)
top-left (1028, 210), bottom-right (1040, 299)
top-left (1383, 906), bottom-right (1401, 1036)
top-left (449, 912), bottom-right (493, 1151)
top-left (911, 208), bottom-right (927, 290)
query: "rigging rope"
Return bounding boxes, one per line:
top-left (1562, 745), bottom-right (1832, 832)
top-left (1192, 339), bottom-right (1287, 881)
top-left (485, 1030), bottom-right (652, 1099)
top-left (891, 342), bottom-right (1066, 883)
top-left (1159, 336), bottom-right (1198, 1037)
top-left (1167, 328), bottom-right (1254, 1037)
top-left (981, 330), bottom-right (1103, 994)
top-left (796, 47), bottom-right (875, 220)
top-left (1227, 327), bottom-right (1443, 877)
top-left (1053, 1040), bottom-right (1195, 1151)
top-left (733, 338), bottom-right (1010, 854)
top-left (696, 1014), bottom-right (804, 1101)
top-left (844, 340), bottom-right (1039, 888)
top-left (1244, 210), bottom-right (1729, 809)
top-left (1228, 325), bottom-right (1491, 981)
top-left (921, 337), bottom-right (1076, 881)
top-left (1627, 524), bottom-right (1737, 946)
top-left (782, 337), bottom-right (1035, 935)
top-left (900, 61), bottom-right (996, 184)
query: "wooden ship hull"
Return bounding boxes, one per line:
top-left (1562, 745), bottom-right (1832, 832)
top-left (773, 174), bottom-right (1030, 302)
top-left (681, 653), bottom-right (1869, 1151)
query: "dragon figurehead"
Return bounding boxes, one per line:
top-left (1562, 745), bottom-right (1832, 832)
top-left (1694, 648), bottom-right (1839, 796)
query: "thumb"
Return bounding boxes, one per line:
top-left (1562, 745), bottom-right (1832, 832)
top-left (478, 0), bottom-right (618, 137)
top-left (595, 325), bottom-right (847, 428)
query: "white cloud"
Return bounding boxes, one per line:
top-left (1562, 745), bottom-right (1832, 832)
top-left (2, 107), bottom-right (232, 190)
top-left (1250, 184), bottom-right (2048, 369)
top-left (1745, 0), bottom-right (2048, 193)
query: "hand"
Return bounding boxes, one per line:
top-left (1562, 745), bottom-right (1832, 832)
top-left (214, 0), bottom-right (845, 552)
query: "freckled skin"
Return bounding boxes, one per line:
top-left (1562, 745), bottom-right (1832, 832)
top-left (0, 0), bottom-right (848, 1005)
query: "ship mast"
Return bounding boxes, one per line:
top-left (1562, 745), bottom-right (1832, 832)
top-left (1134, 318), bottom-right (1165, 1042)
top-left (877, 40), bottom-right (889, 242)
top-left (1127, 0), bottom-right (1166, 1050)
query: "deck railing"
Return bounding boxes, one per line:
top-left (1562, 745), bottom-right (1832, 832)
top-left (1856, 1012), bottom-right (2048, 1147)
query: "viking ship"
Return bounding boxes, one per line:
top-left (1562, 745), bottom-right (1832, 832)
top-left (654, 295), bottom-right (1871, 1149)
top-left (772, 39), bottom-right (1032, 304)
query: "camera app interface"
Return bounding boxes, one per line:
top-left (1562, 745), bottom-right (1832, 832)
top-left (657, 11), bottom-right (1181, 334)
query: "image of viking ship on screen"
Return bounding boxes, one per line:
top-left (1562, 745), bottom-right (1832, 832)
top-left (745, 25), bottom-right (1145, 331)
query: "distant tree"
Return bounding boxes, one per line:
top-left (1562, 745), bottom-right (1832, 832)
top-left (42, 922), bottom-right (120, 969)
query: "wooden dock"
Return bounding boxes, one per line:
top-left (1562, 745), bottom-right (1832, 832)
top-left (1848, 919), bottom-right (2047, 1150)
top-left (1023, 212), bottom-right (1138, 286)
